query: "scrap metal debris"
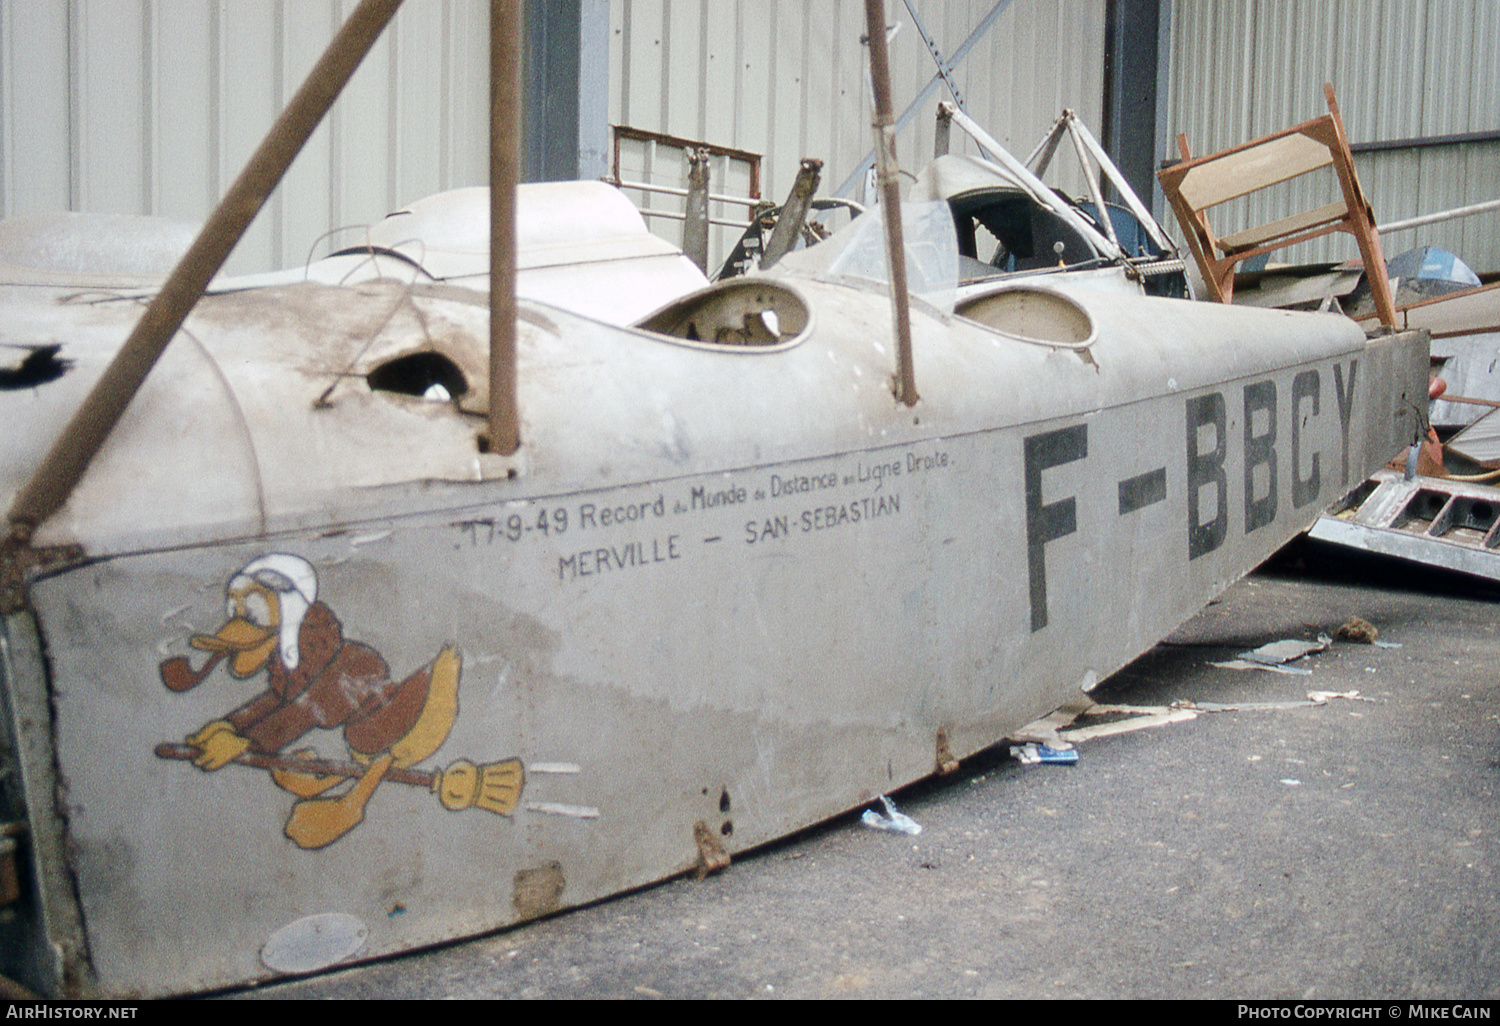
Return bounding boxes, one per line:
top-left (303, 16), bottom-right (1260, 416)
top-left (1211, 633), bottom-right (1332, 674)
top-left (1057, 705), bottom-right (1198, 742)
top-left (1182, 690), bottom-right (1373, 713)
top-left (1007, 699), bottom-right (1095, 748)
top-left (1013, 687), bottom-right (1377, 747)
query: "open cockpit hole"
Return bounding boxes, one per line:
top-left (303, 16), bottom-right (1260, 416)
top-left (367, 351), bottom-right (467, 402)
top-left (635, 281), bottom-right (808, 347)
top-left (719, 788), bottom-right (731, 813)
top-left (720, 820), bottom-right (733, 837)
top-left (0, 344), bottom-right (71, 390)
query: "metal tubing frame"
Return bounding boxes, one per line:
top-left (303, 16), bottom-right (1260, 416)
top-left (6, 0), bottom-right (406, 537)
top-left (1025, 114), bottom-right (1069, 177)
top-left (944, 105), bottom-right (1126, 262)
top-left (1062, 112), bottom-right (1176, 254)
top-left (1015, 108), bottom-right (1175, 257)
top-left (1065, 118), bottom-right (1122, 251)
top-left (834, 0), bottom-right (1014, 199)
top-left (613, 180), bottom-right (764, 208)
top-left (760, 158), bottom-right (824, 270)
top-left (1381, 197), bottom-right (1500, 236)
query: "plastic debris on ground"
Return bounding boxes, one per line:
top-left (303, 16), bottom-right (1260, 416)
top-left (1210, 633), bottom-right (1331, 674)
top-left (1008, 742), bottom-right (1079, 766)
top-left (860, 795), bottom-right (922, 836)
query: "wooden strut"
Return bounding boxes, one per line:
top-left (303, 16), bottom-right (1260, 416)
top-left (864, 0), bottom-right (919, 407)
top-left (488, 0), bottom-right (522, 456)
top-left (5, 0), bottom-right (406, 540)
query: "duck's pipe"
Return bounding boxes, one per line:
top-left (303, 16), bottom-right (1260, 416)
top-left (159, 652), bottom-right (226, 693)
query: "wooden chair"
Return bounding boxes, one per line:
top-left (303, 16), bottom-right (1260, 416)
top-left (1158, 83), bottom-right (1396, 327)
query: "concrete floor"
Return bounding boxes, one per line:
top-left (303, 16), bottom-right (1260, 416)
top-left (241, 545), bottom-right (1500, 1000)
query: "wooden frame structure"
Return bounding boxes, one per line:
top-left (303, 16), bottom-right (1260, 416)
top-left (1158, 83), bottom-right (1396, 327)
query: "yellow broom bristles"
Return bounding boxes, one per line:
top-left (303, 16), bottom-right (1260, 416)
top-left (436, 757), bottom-right (524, 815)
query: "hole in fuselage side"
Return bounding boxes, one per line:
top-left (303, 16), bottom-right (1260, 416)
top-left (367, 351), bottom-right (468, 400)
top-left (0, 345), bottom-right (71, 390)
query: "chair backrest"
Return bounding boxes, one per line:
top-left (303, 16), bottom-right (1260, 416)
top-left (1158, 83), bottom-right (1395, 327)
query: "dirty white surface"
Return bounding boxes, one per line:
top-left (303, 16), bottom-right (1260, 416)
top-left (1, 212), bottom-right (1427, 996)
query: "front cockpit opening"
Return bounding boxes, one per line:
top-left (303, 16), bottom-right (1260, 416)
top-left (635, 280), bottom-right (810, 349)
top-left (950, 191), bottom-right (1099, 281)
top-left (956, 288), bottom-right (1095, 348)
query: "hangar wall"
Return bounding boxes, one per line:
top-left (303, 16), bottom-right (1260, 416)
top-left (3, 1), bottom-right (1490, 276)
top-left (0, 0), bottom-right (1107, 276)
top-left (1163, 0), bottom-right (1500, 274)
top-left (606, 0), bottom-right (1108, 262)
top-left (607, 0), bottom-right (1107, 202)
top-left (0, 0), bottom-right (490, 275)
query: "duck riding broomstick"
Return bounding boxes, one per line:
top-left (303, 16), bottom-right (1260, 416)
top-left (155, 554), bottom-right (523, 850)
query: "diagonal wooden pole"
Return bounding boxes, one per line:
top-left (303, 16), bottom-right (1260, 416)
top-left (6, 0), bottom-right (405, 537)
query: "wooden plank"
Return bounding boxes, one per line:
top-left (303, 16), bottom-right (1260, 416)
top-left (1176, 130), bottom-right (1334, 209)
top-left (1218, 201), bottom-right (1347, 253)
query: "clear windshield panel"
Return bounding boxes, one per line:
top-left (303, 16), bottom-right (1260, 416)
top-left (776, 200), bottom-right (959, 313)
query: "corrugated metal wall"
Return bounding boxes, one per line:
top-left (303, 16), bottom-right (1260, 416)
top-left (0, 0), bottom-right (489, 275)
top-left (1, 0), bottom-right (1106, 277)
top-left (1165, 0), bottom-right (1500, 273)
top-left (607, 0), bottom-right (1108, 261)
top-left (23, 3), bottom-right (1488, 280)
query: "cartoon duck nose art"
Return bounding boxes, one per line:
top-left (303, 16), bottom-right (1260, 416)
top-left (156, 553), bottom-right (523, 850)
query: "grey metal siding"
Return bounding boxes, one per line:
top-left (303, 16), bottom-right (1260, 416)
top-left (1, 0), bottom-right (490, 275)
top-left (3, 1), bottom-right (1110, 275)
top-left (608, 1), bottom-right (1108, 213)
top-left (1165, 0), bottom-right (1500, 273)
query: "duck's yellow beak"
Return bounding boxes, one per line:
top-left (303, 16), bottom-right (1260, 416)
top-left (190, 611), bottom-right (277, 678)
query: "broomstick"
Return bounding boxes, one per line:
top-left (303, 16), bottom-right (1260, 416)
top-left (154, 742), bottom-right (523, 815)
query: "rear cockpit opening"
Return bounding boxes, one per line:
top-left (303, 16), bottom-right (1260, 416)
top-left (956, 288), bottom-right (1095, 348)
top-left (366, 351), bottom-right (468, 402)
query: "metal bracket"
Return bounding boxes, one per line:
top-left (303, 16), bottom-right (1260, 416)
top-left (935, 729), bottom-right (959, 775)
top-left (0, 822), bottom-right (24, 906)
top-left (693, 820), bottom-right (730, 878)
top-left (1, 534), bottom-right (84, 616)
top-left (902, 0), bottom-right (967, 113)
